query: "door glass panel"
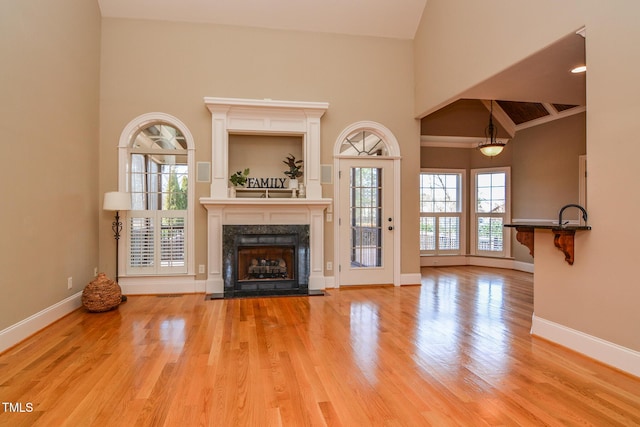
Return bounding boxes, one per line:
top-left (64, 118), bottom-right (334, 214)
top-left (350, 167), bottom-right (382, 268)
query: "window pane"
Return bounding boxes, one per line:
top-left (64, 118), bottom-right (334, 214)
top-left (130, 154), bottom-right (147, 210)
top-left (439, 217), bottom-right (460, 250)
top-left (420, 172), bottom-right (461, 213)
top-left (446, 201), bottom-right (458, 212)
top-left (477, 173), bottom-right (492, 187)
top-left (476, 172), bottom-right (505, 214)
top-left (491, 173), bottom-right (505, 187)
top-left (340, 130), bottom-right (388, 156)
top-left (491, 187), bottom-right (505, 201)
top-left (420, 217), bottom-right (435, 251)
top-left (477, 217), bottom-right (503, 252)
top-left (133, 123), bottom-right (187, 150)
top-left (491, 200), bottom-right (506, 213)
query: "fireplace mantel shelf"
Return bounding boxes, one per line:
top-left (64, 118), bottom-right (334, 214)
top-left (200, 197), bottom-right (332, 207)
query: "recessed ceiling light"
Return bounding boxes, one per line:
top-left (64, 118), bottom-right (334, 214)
top-left (571, 65), bottom-right (587, 73)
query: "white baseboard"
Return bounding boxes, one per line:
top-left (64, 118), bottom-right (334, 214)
top-left (531, 314), bottom-right (640, 378)
top-left (0, 292), bottom-right (83, 354)
top-left (401, 273), bottom-right (422, 285)
top-left (324, 276), bottom-right (336, 289)
top-left (119, 276), bottom-right (205, 295)
top-left (512, 260), bottom-right (534, 273)
top-left (420, 255), bottom-right (534, 273)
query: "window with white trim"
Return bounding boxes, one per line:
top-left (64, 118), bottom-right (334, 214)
top-left (419, 170), bottom-right (465, 255)
top-left (471, 167), bottom-right (511, 257)
top-left (127, 122), bottom-right (189, 275)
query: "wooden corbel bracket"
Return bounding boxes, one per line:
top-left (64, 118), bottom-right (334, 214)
top-left (514, 227), bottom-right (535, 257)
top-left (553, 229), bottom-right (576, 265)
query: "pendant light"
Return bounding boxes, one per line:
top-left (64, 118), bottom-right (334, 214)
top-left (478, 100), bottom-right (506, 157)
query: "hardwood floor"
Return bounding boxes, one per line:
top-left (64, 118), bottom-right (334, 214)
top-left (1, 266), bottom-right (639, 426)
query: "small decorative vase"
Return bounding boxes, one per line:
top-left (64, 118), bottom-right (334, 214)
top-left (288, 179), bottom-right (298, 189)
top-left (82, 273), bottom-right (122, 312)
top-left (229, 187), bottom-right (236, 198)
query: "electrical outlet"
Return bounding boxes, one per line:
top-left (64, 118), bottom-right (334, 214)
top-left (326, 213), bottom-right (333, 222)
top-left (199, 264), bottom-right (205, 274)
top-left (94, 267), bottom-right (98, 277)
top-left (326, 262), bottom-right (333, 271)
top-left (67, 277), bottom-right (73, 289)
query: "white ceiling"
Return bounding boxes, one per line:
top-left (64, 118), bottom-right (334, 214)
top-left (97, 0), bottom-right (428, 40)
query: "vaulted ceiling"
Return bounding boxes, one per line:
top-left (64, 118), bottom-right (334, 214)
top-left (98, 1), bottom-right (586, 143)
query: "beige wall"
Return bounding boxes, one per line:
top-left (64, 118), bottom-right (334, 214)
top-left (415, 0), bottom-right (640, 351)
top-left (511, 113), bottom-right (586, 221)
top-left (99, 19), bottom-right (421, 282)
top-left (0, 0), bottom-right (102, 330)
top-left (228, 135), bottom-right (303, 185)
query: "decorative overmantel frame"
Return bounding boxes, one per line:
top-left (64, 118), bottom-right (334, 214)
top-left (203, 97), bottom-right (329, 200)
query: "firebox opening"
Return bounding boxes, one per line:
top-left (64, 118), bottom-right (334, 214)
top-left (237, 245), bottom-right (295, 282)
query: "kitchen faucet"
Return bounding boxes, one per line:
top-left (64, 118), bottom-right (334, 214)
top-left (558, 204), bottom-right (588, 226)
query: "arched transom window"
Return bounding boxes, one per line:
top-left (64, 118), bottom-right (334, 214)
top-left (339, 130), bottom-right (390, 156)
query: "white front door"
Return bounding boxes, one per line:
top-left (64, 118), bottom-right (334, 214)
top-left (338, 158), bottom-right (395, 286)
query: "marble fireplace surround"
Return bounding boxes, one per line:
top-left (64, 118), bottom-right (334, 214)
top-left (200, 98), bottom-right (332, 296)
top-left (223, 224), bottom-right (309, 298)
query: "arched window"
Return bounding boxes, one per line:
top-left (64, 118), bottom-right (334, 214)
top-left (118, 113), bottom-right (195, 276)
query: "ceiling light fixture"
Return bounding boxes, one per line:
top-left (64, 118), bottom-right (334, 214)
top-left (478, 100), bottom-right (506, 157)
top-left (571, 65), bottom-right (587, 73)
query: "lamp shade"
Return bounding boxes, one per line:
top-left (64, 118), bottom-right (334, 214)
top-left (479, 143), bottom-right (505, 157)
top-left (103, 191), bottom-right (131, 211)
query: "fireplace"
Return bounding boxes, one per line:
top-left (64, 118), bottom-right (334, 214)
top-left (223, 225), bottom-right (309, 298)
top-left (200, 97), bottom-right (331, 298)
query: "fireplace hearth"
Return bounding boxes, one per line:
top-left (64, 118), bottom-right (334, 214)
top-left (223, 225), bottom-right (309, 298)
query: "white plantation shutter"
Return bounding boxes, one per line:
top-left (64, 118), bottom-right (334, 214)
top-left (129, 216), bottom-right (154, 270)
top-left (158, 213), bottom-right (186, 273)
top-left (127, 211), bottom-right (187, 274)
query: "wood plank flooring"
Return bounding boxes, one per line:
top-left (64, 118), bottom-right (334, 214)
top-left (1, 266), bottom-right (639, 426)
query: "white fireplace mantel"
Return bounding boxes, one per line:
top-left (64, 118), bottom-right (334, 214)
top-left (201, 97), bottom-right (331, 295)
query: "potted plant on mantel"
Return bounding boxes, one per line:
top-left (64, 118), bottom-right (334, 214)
top-left (229, 168), bottom-right (250, 197)
top-left (283, 154), bottom-right (303, 189)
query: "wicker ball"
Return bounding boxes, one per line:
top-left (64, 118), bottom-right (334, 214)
top-left (82, 273), bottom-right (122, 312)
